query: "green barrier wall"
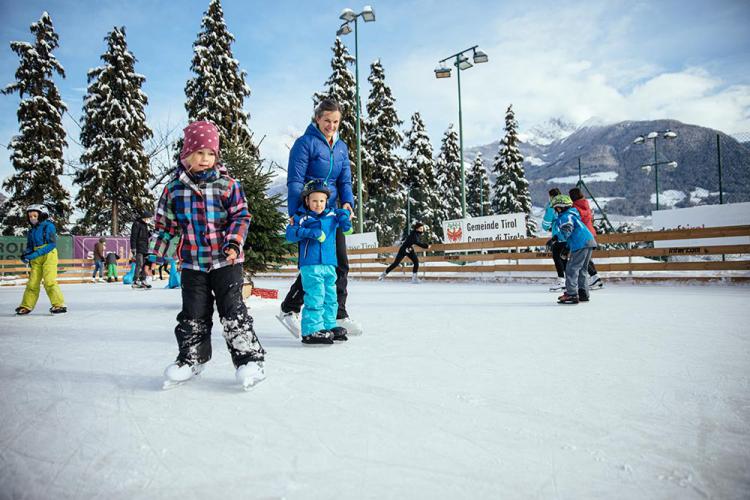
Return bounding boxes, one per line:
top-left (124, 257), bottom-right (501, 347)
top-left (0, 235), bottom-right (74, 261)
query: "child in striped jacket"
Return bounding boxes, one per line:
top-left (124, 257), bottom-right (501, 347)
top-left (150, 121), bottom-right (265, 390)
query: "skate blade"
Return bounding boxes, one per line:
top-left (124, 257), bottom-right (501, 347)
top-left (162, 379), bottom-right (188, 390)
top-left (275, 314), bottom-right (301, 339)
top-left (241, 375), bottom-right (266, 391)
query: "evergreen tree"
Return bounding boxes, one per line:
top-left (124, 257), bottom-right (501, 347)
top-left (184, 0), bottom-right (256, 156)
top-left (403, 112), bottom-right (441, 240)
top-left (313, 38), bottom-right (361, 190)
top-left (1, 12), bottom-right (71, 235)
top-left (435, 124), bottom-right (462, 222)
top-left (362, 59), bottom-right (404, 245)
top-left (74, 27), bottom-right (153, 235)
top-left (466, 153), bottom-right (491, 217)
top-left (221, 138), bottom-right (290, 282)
top-left (490, 104), bottom-right (537, 235)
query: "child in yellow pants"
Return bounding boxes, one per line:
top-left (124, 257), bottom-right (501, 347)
top-left (16, 204), bottom-right (66, 315)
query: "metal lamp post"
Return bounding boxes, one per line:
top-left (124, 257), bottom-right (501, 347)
top-left (337, 6), bottom-right (375, 233)
top-left (435, 46), bottom-right (488, 218)
top-left (633, 130), bottom-right (678, 211)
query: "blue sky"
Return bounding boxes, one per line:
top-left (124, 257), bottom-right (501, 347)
top-left (0, 0), bottom-right (749, 188)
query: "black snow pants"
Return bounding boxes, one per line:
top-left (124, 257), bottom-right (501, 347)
top-left (385, 246), bottom-right (419, 274)
top-left (281, 227), bottom-right (349, 320)
top-left (553, 240), bottom-right (597, 278)
top-left (175, 264), bottom-right (265, 368)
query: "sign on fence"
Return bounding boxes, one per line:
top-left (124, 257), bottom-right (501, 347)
top-left (345, 231), bottom-right (379, 265)
top-left (0, 235), bottom-right (73, 261)
top-left (442, 213), bottom-right (526, 251)
top-left (73, 236), bottom-right (132, 260)
top-left (652, 202), bottom-right (750, 248)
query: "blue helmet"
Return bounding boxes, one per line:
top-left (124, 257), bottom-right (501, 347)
top-left (301, 179), bottom-right (331, 200)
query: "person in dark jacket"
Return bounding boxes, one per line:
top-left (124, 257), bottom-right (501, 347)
top-left (379, 222), bottom-right (431, 283)
top-left (277, 98), bottom-right (361, 338)
top-left (130, 211), bottom-right (153, 289)
top-left (105, 250), bottom-right (120, 282)
top-left (92, 237), bottom-right (106, 282)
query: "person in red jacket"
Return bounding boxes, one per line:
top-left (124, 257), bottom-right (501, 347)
top-left (569, 188), bottom-right (603, 289)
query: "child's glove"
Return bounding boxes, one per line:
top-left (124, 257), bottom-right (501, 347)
top-left (560, 246), bottom-right (570, 260)
top-left (317, 232), bottom-right (326, 243)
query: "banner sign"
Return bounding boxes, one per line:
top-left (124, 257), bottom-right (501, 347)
top-left (442, 213), bottom-right (526, 251)
top-left (345, 231), bottom-right (379, 264)
top-left (0, 234), bottom-right (73, 261)
top-left (652, 202), bottom-right (750, 248)
top-left (73, 236), bottom-right (131, 260)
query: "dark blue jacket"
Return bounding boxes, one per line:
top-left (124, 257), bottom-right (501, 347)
top-left (287, 122), bottom-right (355, 216)
top-left (23, 220), bottom-right (57, 262)
top-left (286, 208), bottom-right (352, 267)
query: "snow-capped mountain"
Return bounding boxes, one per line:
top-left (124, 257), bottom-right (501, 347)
top-left (467, 119), bottom-right (750, 216)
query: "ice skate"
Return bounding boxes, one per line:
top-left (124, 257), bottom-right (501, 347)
top-left (549, 277), bottom-right (565, 292)
top-left (276, 309), bottom-right (301, 338)
top-left (331, 326), bottom-right (348, 342)
top-left (557, 293), bottom-right (579, 304)
top-left (162, 361), bottom-right (204, 390)
top-left (578, 289), bottom-right (590, 302)
top-left (411, 274), bottom-right (420, 284)
top-left (336, 316), bottom-right (363, 336)
top-left (378, 271), bottom-right (386, 281)
top-left (49, 306), bottom-right (67, 314)
top-left (15, 306), bottom-right (31, 315)
top-left (236, 361), bottom-right (265, 390)
top-left (301, 330), bottom-right (334, 345)
top-left (589, 275), bottom-right (604, 290)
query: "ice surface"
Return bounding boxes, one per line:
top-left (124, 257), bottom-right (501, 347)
top-left (0, 279), bottom-right (748, 499)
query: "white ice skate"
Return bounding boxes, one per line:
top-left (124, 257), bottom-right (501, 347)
top-left (411, 274), bottom-right (420, 284)
top-left (276, 309), bottom-right (301, 338)
top-left (336, 316), bottom-right (363, 336)
top-left (162, 362), bottom-right (204, 390)
top-left (236, 361), bottom-right (265, 391)
top-left (549, 277), bottom-right (565, 292)
top-left (589, 274), bottom-right (604, 290)
top-left (378, 271), bottom-right (386, 281)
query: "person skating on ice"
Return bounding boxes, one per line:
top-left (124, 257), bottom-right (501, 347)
top-left (285, 180), bottom-right (353, 344)
top-left (15, 204), bottom-right (67, 315)
top-left (151, 120), bottom-right (265, 390)
top-left (542, 187), bottom-right (568, 292)
top-left (130, 211), bottom-right (153, 289)
top-left (277, 98), bottom-right (361, 338)
top-left (550, 194), bottom-right (597, 304)
top-left (379, 222), bottom-right (430, 283)
top-left (569, 187), bottom-right (604, 290)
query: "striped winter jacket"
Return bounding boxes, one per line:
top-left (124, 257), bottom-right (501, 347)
top-left (149, 164), bottom-right (251, 272)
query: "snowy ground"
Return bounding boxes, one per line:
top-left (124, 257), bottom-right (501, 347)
top-left (1, 279), bottom-right (749, 499)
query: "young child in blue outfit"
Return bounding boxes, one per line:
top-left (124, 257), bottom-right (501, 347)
top-left (551, 194), bottom-right (596, 304)
top-left (286, 180), bottom-right (353, 344)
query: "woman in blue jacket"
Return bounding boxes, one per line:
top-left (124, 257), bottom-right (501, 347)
top-left (15, 204), bottom-right (67, 315)
top-left (277, 99), bottom-right (362, 337)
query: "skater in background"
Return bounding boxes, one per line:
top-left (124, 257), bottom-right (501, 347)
top-left (92, 237), bottom-right (106, 282)
top-left (151, 120), bottom-right (265, 389)
top-left (105, 249), bottom-right (120, 282)
top-left (542, 188), bottom-right (568, 292)
top-left (277, 98), bottom-right (362, 338)
top-left (286, 180), bottom-right (353, 344)
top-left (551, 194), bottom-right (596, 304)
top-left (15, 204), bottom-right (67, 315)
top-left (569, 187), bottom-right (604, 289)
top-left (130, 211), bottom-right (153, 289)
top-left (379, 222), bottom-right (430, 283)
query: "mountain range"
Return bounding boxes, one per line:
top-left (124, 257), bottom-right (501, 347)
top-left (467, 119), bottom-right (750, 216)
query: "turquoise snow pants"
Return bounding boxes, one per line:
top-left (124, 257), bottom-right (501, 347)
top-left (299, 264), bottom-right (338, 336)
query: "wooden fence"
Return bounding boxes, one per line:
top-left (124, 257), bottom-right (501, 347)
top-left (258, 225), bottom-right (750, 281)
top-left (0, 258), bottom-right (135, 285)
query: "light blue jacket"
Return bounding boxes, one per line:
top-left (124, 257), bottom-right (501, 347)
top-left (553, 207), bottom-right (595, 252)
top-left (286, 208), bottom-right (353, 267)
top-left (541, 203), bottom-right (561, 239)
top-left (287, 123), bottom-right (355, 216)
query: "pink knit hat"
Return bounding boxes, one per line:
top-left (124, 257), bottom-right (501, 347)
top-left (180, 121), bottom-right (220, 168)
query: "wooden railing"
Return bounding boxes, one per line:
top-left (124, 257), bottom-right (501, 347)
top-left (258, 225), bottom-right (750, 280)
top-left (0, 258), bottom-right (136, 285)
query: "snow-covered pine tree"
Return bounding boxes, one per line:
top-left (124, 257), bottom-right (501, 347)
top-left (490, 104), bottom-right (537, 235)
top-left (184, 0), bottom-right (256, 157)
top-left (1, 12), bottom-right (71, 235)
top-left (403, 112), bottom-right (441, 240)
top-left (74, 27), bottom-right (153, 235)
top-left (466, 153), bottom-right (491, 217)
top-left (221, 138), bottom-right (290, 281)
top-left (313, 38), bottom-right (361, 191)
top-left (362, 59), bottom-right (404, 246)
top-left (435, 124), bottom-right (462, 223)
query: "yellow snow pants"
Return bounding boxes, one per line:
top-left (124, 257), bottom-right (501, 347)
top-left (20, 248), bottom-right (66, 310)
